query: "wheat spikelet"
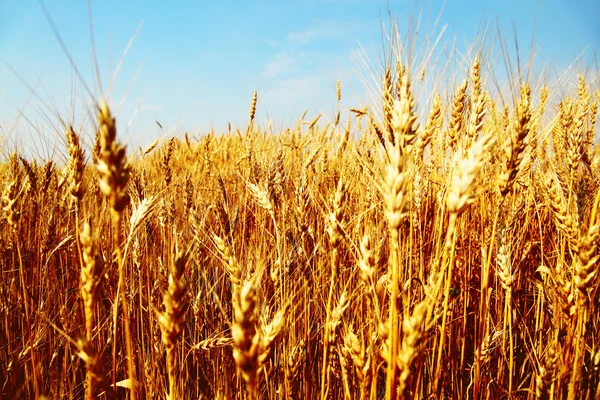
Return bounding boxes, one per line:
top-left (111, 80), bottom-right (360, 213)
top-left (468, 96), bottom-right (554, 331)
top-left (231, 279), bottom-right (260, 398)
top-left (328, 292), bottom-right (348, 343)
top-left (143, 137), bottom-right (160, 156)
top-left (391, 69), bottom-right (418, 152)
top-left (544, 174), bottom-right (580, 251)
top-left (267, 149), bottom-right (285, 209)
top-left (321, 179), bottom-right (347, 398)
top-left (358, 234), bottom-right (375, 287)
top-left (568, 99), bottom-right (587, 177)
top-left (20, 157), bottom-right (38, 198)
top-left (96, 101), bottom-right (135, 394)
top-left (499, 84), bottom-right (532, 195)
top-left (585, 92), bottom-right (598, 151)
top-left (308, 113), bottom-right (322, 130)
top-left (350, 107), bottom-right (367, 117)
top-left (446, 130), bottom-right (494, 214)
top-left (536, 345), bottom-right (558, 400)
top-left (418, 92), bottom-right (442, 158)
top-left (191, 336), bottom-right (232, 351)
top-left (382, 66), bottom-right (394, 144)
top-left (40, 160), bottom-right (54, 196)
top-left (157, 248), bottom-right (189, 400)
top-left (384, 145), bottom-right (410, 231)
top-left (569, 216), bottom-right (600, 398)
top-left (184, 174), bottom-right (194, 213)
top-left (383, 81), bottom-right (419, 395)
top-left (66, 126), bottom-right (85, 204)
top-left (333, 110), bottom-right (340, 127)
top-left (466, 57), bottom-right (486, 143)
top-left (216, 175), bottom-right (232, 238)
top-left (249, 90), bottom-right (258, 127)
top-left (97, 101), bottom-right (130, 216)
top-left (550, 259), bottom-right (577, 319)
top-left (474, 329), bottom-right (503, 379)
top-left (287, 340), bottom-right (305, 379)
top-left (79, 221), bottom-right (104, 399)
top-left (470, 57), bottom-right (482, 97)
top-left (328, 179), bottom-right (347, 250)
top-left (162, 137), bottom-right (175, 187)
top-left (395, 60), bottom-right (405, 95)
top-left (343, 327), bottom-right (371, 399)
top-left (214, 234), bottom-right (241, 286)
top-left (2, 178), bottom-right (21, 233)
top-left (577, 78), bottom-right (597, 172)
top-left (449, 79), bottom-right (468, 150)
top-left (575, 225), bottom-right (600, 306)
top-left (337, 115), bottom-right (351, 156)
top-left (283, 339), bottom-right (306, 399)
top-left (552, 99), bottom-right (571, 163)
top-left (368, 114), bottom-right (387, 151)
top-left (496, 227), bottom-right (513, 292)
top-left (257, 309), bottom-right (285, 366)
top-left (80, 221), bottom-right (103, 335)
top-left (397, 298), bottom-right (434, 397)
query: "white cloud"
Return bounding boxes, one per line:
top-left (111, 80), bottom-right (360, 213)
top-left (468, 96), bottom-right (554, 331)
top-left (261, 52), bottom-right (366, 118)
top-left (257, 20), bottom-right (376, 128)
top-left (287, 19), bottom-right (375, 46)
top-left (263, 52), bottom-right (298, 78)
top-left (287, 22), bottom-right (344, 45)
top-left (264, 75), bottom-right (330, 108)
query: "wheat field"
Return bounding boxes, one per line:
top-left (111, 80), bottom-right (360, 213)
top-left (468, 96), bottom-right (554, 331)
top-left (1, 15), bottom-right (599, 400)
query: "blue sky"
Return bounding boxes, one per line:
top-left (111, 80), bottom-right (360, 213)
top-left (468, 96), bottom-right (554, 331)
top-left (0, 0), bottom-right (598, 157)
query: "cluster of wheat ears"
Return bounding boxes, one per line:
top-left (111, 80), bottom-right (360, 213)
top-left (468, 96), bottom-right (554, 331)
top-left (1, 19), bottom-right (600, 400)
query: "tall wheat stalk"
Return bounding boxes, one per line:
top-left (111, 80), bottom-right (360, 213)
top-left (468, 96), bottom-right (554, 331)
top-left (96, 101), bottom-right (135, 397)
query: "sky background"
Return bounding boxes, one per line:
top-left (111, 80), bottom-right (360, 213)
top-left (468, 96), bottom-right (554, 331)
top-left (0, 0), bottom-right (598, 158)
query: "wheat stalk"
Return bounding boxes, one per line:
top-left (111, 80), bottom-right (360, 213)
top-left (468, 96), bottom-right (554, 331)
top-left (96, 101), bottom-right (136, 394)
top-left (157, 248), bottom-right (189, 400)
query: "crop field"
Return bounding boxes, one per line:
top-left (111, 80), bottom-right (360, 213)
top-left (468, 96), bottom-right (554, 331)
top-left (0, 8), bottom-right (599, 400)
